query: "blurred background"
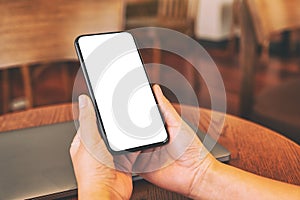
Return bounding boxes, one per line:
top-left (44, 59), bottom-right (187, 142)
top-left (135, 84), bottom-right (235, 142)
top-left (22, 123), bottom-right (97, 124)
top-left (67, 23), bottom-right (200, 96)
top-left (1, 0), bottom-right (299, 144)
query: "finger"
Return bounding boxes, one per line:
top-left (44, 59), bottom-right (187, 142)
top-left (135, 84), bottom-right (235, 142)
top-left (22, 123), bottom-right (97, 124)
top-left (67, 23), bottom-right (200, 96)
top-left (78, 95), bottom-right (103, 147)
top-left (70, 131), bottom-right (81, 158)
top-left (78, 95), bottom-right (114, 167)
top-left (153, 85), bottom-right (181, 127)
top-left (78, 95), bottom-right (97, 133)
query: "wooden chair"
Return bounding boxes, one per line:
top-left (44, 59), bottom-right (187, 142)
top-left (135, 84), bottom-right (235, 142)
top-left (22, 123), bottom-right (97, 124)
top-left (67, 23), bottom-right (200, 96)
top-left (0, 0), bottom-right (124, 113)
top-left (126, 0), bottom-right (199, 36)
top-left (126, 0), bottom-right (201, 106)
top-left (239, 0), bottom-right (300, 143)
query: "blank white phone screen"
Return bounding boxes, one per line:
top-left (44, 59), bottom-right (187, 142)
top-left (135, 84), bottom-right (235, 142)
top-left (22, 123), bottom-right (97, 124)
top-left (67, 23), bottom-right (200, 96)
top-left (78, 32), bottom-right (168, 152)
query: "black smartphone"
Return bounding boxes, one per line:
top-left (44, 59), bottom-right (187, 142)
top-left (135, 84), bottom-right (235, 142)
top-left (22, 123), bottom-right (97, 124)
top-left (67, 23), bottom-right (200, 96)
top-left (74, 32), bottom-right (169, 153)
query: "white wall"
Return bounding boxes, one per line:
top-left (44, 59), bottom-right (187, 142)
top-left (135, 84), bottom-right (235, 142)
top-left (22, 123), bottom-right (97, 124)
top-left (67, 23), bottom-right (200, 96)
top-left (195, 0), bottom-right (234, 41)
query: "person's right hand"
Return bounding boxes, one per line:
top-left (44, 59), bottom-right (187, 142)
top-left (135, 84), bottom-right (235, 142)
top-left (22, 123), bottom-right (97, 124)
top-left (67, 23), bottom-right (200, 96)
top-left (135, 85), bottom-right (217, 199)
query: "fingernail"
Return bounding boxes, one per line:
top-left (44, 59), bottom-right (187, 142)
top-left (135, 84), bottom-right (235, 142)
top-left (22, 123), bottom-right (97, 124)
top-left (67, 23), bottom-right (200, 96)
top-left (79, 95), bottom-right (87, 109)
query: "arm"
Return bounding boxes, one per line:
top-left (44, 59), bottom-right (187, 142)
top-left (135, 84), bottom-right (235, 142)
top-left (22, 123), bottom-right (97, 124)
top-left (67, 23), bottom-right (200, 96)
top-left (146, 85), bottom-right (300, 200)
top-left (194, 161), bottom-right (300, 200)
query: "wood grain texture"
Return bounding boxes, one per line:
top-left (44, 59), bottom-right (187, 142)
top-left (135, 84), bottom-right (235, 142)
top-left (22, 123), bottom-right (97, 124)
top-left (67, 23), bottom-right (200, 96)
top-left (0, 0), bottom-right (125, 112)
top-left (0, 103), bottom-right (299, 199)
top-left (0, 0), bottom-right (125, 68)
top-left (0, 104), bottom-right (74, 132)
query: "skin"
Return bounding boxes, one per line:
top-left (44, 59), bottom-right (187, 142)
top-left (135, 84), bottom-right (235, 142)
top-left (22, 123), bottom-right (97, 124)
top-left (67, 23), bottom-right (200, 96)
top-left (70, 85), bottom-right (300, 200)
top-left (70, 100), bottom-right (133, 200)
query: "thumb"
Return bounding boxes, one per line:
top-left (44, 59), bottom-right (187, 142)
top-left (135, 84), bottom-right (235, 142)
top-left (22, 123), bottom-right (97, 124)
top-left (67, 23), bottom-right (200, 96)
top-left (78, 95), bottom-right (97, 130)
top-left (78, 95), bottom-right (103, 151)
top-left (153, 85), bottom-right (181, 127)
top-left (77, 94), bottom-right (114, 166)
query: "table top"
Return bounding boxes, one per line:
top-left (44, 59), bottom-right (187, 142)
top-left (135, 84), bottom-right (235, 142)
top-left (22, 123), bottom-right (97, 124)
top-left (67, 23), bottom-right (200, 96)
top-left (0, 103), bottom-right (299, 199)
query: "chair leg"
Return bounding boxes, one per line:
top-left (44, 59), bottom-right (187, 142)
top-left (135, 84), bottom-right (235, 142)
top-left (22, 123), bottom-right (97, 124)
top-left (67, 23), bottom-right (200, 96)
top-left (21, 65), bottom-right (33, 109)
top-left (261, 43), bottom-right (270, 67)
top-left (60, 63), bottom-right (71, 102)
top-left (2, 69), bottom-right (10, 113)
top-left (152, 38), bottom-right (161, 83)
top-left (239, 0), bottom-right (259, 118)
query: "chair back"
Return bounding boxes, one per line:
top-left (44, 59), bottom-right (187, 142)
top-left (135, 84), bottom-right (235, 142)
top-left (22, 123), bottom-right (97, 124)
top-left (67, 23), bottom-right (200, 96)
top-left (158, 0), bottom-right (199, 21)
top-left (245, 0), bottom-right (300, 46)
top-left (0, 0), bottom-right (124, 69)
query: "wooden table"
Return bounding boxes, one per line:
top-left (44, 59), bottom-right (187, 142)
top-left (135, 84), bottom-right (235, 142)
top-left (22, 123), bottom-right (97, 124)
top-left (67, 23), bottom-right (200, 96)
top-left (0, 103), bottom-right (299, 199)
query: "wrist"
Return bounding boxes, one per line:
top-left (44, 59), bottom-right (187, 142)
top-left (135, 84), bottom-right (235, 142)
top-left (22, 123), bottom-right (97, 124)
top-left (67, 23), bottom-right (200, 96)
top-left (189, 157), bottom-right (220, 199)
top-left (78, 182), bottom-right (125, 200)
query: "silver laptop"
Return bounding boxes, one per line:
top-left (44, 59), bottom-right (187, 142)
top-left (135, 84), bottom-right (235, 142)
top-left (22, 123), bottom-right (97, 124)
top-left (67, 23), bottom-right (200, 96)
top-left (0, 121), bottom-right (230, 199)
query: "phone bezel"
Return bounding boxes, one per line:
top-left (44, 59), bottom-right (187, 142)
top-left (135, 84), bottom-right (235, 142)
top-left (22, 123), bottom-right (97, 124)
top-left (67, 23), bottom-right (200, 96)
top-left (74, 31), bottom-right (169, 154)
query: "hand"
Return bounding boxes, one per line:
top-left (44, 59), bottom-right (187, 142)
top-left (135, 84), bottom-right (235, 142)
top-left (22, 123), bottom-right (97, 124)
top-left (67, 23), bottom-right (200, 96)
top-left (70, 95), bottom-right (135, 200)
top-left (71, 87), bottom-right (300, 200)
top-left (135, 85), bottom-right (217, 198)
top-left (70, 85), bottom-right (217, 199)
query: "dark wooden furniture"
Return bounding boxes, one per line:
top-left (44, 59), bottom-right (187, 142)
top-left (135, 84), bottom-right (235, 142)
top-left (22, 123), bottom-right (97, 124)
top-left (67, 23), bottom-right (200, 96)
top-left (126, 0), bottom-right (199, 36)
top-left (0, 0), bottom-right (124, 113)
top-left (0, 103), bottom-right (299, 199)
top-left (239, 0), bottom-right (300, 143)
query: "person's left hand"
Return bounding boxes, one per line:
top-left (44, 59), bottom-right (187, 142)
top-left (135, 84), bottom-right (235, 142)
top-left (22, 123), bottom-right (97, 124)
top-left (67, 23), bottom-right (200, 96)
top-left (70, 95), bottom-right (136, 200)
